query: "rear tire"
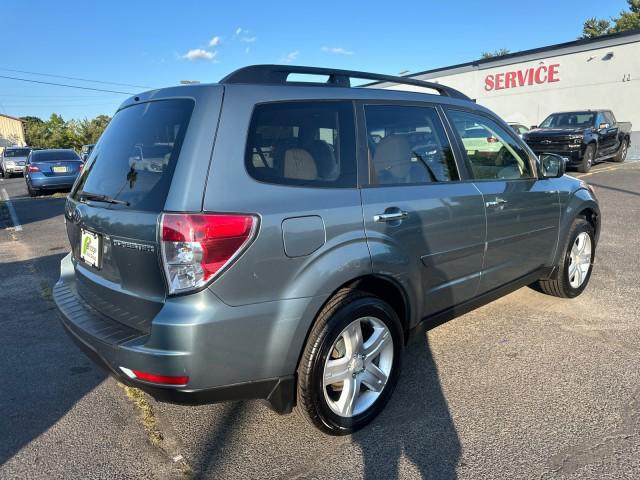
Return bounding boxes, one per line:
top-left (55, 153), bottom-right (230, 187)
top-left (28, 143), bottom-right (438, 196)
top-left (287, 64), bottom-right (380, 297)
top-left (578, 145), bottom-right (595, 173)
top-left (27, 184), bottom-right (39, 197)
top-left (534, 218), bottom-right (595, 298)
top-left (614, 139), bottom-right (629, 163)
top-left (296, 289), bottom-right (403, 435)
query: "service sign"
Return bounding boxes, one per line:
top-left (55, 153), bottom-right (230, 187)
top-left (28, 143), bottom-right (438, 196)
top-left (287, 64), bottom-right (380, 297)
top-left (484, 63), bottom-right (560, 91)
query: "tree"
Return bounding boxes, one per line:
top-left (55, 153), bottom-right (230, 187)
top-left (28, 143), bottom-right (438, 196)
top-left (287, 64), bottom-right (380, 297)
top-left (481, 48), bottom-right (511, 59)
top-left (581, 18), bottom-right (612, 38)
top-left (581, 0), bottom-right (640, 38)
top-left (20, 114), bottom-right (111, 150)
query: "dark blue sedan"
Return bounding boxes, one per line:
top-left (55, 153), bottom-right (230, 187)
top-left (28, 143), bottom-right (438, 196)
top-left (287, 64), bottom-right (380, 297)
top-left (25, 149), bottom-right (83, 197)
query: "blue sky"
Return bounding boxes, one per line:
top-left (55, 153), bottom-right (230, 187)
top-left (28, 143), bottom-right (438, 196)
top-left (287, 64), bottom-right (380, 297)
top-left (0, 0), bottom-right (628, 120)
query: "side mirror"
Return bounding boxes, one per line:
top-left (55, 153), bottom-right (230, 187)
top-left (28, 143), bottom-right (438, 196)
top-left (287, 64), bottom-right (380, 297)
top-left (530, 125), bottom-right (538, 129)
top-left (598, 122), bottom-right (609, 130)
top-left (540, 153), bottom-right (565, 178)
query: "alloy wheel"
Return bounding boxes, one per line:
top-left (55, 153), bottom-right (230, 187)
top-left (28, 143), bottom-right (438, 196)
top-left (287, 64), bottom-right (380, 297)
top-left (568, 232), bottom-right (592, 288)
top-left (322, 316), bottom-right (394, 417)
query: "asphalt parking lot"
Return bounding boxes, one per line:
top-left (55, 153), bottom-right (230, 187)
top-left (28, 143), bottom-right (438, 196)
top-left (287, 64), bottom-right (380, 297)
top-left (1, 160), bottom-right (639, 479)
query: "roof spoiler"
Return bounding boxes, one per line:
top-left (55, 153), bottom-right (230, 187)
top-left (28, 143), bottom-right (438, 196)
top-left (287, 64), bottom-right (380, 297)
top-left (220, 64), bottom-right (471, 101)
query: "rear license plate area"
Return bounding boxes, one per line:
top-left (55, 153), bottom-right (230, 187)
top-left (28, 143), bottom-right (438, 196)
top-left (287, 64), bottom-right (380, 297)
top-left (80, 229), bottom-right (102, 269)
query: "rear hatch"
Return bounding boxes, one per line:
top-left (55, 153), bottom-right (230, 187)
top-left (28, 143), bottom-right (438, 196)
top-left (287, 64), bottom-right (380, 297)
top-left (65, 96), bottom-right (212, 334)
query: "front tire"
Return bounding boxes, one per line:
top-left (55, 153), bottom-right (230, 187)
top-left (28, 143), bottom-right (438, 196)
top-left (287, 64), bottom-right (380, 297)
top-left (535, 218), bottom-right (595, 298)
top-left (296, 289), bottom-right (403, 435)
top-left (578, 145), bottom-right (595, 173)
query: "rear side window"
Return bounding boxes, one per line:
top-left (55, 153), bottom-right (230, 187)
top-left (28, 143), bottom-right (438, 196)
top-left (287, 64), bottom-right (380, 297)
top-left (364, 104), bottom-right (459, 185)
top-left (245, 101), bottom-right (357, 188)
top-left (72, 99), bottom-right (194, 211)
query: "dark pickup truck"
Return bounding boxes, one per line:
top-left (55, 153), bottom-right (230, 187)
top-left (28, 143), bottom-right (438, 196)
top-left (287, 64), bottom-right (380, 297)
top-left (523, 110), bottom-right (631, 173)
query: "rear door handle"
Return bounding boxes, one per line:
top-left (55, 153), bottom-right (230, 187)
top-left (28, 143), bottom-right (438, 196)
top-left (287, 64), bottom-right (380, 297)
top-left (485, 198), bottom-right (508, 208)
top-left (374, 211), bottom-right (409, 222)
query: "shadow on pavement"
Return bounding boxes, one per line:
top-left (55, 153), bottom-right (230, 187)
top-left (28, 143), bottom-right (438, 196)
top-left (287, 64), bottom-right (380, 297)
top-left (3, 195), bottom-right (68, 228)
top-left (0, 253), bottom-right (106, 465)
top-left (352, 335), bottom-right (461, 479)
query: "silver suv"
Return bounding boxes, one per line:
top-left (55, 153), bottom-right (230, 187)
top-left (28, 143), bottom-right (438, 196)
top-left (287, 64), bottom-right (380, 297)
top-left (54, 65), bottom-right (600, 435)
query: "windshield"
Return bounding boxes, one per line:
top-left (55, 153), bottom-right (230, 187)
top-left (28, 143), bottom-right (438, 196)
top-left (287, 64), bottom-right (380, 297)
top-left (4, 148), bottom-right (31, 157)
top-left (31, 150), bottom-right (80, 162)
top-left (540, 112), bottom-right (596, 129)
top-left (71, 99), bottom-right (194, 211)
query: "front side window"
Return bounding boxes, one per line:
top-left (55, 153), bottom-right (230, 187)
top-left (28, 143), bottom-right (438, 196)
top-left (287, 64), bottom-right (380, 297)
top-left (448, 110), bottom-right (533, 180)
top-left (245, 101), bottom-right (356, 188)
top-left (364, 105), bottom-right (458, 185)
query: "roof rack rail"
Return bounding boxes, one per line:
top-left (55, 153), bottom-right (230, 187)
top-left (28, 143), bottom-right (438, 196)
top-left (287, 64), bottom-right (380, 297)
top-left (220, 64), bottom-right (470, 100)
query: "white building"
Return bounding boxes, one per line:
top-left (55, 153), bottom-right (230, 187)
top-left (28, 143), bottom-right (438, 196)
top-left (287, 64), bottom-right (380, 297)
top-left (378, 29), bottom-right (640, 156)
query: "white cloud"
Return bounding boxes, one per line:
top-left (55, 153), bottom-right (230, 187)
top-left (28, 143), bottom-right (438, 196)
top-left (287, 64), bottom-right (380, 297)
top-left (240, 36), bottom-right (256, 43)
top-left (280, 50), bottom-right (299, 64)
top-left (321, 46), bottom-right (354, 55)
top-left (245, 47), bottom-right (250, 54)
top-left (235, 27), bottom-right (242, 35)
top-left (209, 36), bottom-right (221, 47)
top-left (182, 48), bottom-right (217, 61)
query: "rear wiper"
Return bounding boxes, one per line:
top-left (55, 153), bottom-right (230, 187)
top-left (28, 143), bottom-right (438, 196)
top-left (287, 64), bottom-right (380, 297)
top-left (79, 191), bottom-right (130, 206)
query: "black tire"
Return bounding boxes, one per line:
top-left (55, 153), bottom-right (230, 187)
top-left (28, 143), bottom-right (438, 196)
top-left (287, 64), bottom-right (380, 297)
top-left (27, 183), bottom-right (39, 197)
top-left (613, 139), bottom-right (629, 163)
top-left (296, 288), bottom-right (404, 435)
top-left (2, 170), bottom-right (9, 179)
top-left (534, 218), bottom-right (595, 298)
top-left (578, 144), bottom-right (595, 173)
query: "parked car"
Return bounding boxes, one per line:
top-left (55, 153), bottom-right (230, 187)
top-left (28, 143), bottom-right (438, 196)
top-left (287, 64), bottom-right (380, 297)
top-left (509, 122), bottom-right (530, 138)
top-left (523, 110), bottom-right (631, 173)
top-left (1, 147), bottom-right (31, 177)
top-left (25, 149), bottom-right (83, 196)
top-left (54, 65), bottom-right (601, 435)
top-left (80, 144), bottom-right (95, 162)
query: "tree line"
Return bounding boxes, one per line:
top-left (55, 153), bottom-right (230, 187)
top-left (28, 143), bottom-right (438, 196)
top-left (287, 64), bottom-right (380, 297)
top-left (21, 114), bottom-right (110, 151)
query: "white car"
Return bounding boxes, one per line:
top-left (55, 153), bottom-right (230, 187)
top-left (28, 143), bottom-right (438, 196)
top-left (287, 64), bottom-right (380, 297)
top-left (1, 147), bottom-right (32, 177)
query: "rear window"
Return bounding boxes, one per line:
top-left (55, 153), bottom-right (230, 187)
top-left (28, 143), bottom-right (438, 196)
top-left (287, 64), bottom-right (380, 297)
top-left (72, 99), bottom-right (194, 211)
top-left (31, 150), bottom-right (80, 162)
top-left (4, 148), bottom-right (31, 157)
top-left (245, 101), bottom-right (357, 188)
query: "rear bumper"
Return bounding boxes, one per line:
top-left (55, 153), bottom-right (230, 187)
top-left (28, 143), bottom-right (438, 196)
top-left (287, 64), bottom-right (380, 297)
top-left (58, 313), bottom-right (294, 412)
top-left (53, 253), bottom-right (321, 413)
top-left (28, 173), bottom-right (78, 189)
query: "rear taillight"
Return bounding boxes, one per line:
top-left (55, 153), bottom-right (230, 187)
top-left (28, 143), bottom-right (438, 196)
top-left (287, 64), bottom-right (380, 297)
top-left (487, 136), bottom-right (498, 144)
top-left (28, 164), bottom-right (40, 172)
top-left (161, 213), bottom-right (257, 294)
top-left (120, 367), bottom-right (189, 386)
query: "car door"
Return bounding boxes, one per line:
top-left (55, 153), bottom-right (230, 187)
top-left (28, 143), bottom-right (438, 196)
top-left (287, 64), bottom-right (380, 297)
top-left (446, 108), bottom-right (560, 294)
top-left (595, 112), bottom-right (617, 156)
top-left (358, 102), bottom-right (486, 318)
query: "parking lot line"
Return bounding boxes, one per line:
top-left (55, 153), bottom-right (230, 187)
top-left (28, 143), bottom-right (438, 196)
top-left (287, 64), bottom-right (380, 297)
top-left (1, 187), bottom-right (23, 232)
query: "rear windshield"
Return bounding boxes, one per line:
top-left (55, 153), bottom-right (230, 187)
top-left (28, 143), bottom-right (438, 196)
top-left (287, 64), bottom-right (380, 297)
top-left (32, 150), bottom-right (80, 162)
top-left (72, 99), bottom-right (194, 211)
top-left (4, 148), bottom-right (31, 157)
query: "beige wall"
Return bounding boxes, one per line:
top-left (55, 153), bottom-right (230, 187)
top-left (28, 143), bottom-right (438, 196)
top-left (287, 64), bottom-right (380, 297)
top-left (0, 115), bottom-right (26, 152)
top-left (390, 41), bottom-right (640, 131)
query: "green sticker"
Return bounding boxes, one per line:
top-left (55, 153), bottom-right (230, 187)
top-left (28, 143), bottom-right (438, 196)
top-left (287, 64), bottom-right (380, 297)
top-left (82, 236), bottom-right (91, 255)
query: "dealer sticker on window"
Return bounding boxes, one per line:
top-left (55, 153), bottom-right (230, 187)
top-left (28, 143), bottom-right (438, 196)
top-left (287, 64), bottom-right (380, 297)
top-left (80, 229), bottom-right (102, 268)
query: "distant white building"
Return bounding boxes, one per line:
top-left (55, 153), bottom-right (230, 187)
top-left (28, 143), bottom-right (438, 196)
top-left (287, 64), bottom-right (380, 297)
top-left (0, 113), bottom-right (26, 152)
top-left (377, 29), bottom-right (640, 141)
